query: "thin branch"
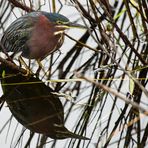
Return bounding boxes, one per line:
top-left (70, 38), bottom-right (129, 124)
top-left (8, 0), bottom-right (34, 12)
top-left (77, 73), bottom-right (148, 113)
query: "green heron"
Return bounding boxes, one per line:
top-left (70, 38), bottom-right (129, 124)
top-left (0, 11), bottom-right (85, 60)
top-left (0, 63), bottom-right (89, 140)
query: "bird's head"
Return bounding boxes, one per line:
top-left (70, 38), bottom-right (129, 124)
top-left (41, 11), bottom-right (86, 35)
top-left (47, 124), bottom-right (90, 140)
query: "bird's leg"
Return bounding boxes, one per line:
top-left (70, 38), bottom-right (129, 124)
top-left (36, 60), bottom-right (47, 76)
top-left (28, 59), bottom-right (31, 69)
top-left (18, 56), bottom-right (33, 76)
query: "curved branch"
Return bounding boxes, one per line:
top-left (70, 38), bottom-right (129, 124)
top-left (8, 0), bottom-right (34, 12)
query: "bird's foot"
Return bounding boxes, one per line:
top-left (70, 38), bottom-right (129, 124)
top-left (18, 56), bottom-right (33, 76)
top-left (22, 68), bottom-right (32, 77)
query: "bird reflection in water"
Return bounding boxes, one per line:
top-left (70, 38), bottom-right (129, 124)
top-left (0, 63), bottom-right (89, 140)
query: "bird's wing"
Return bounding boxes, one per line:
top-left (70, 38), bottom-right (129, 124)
top-left (1, 16), bottom-right (35, 53)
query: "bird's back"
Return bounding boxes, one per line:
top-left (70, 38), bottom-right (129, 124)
top-left (0, 12), bottom-right (39, 57)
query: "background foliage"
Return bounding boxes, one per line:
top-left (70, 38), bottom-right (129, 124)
top-left (0, 0), bottom-right (148, 148)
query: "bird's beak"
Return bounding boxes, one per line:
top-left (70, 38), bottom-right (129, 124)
top-left (67, 22), bottom-right (87, 29)
top-left (56, 22), bottom-right (87, 30)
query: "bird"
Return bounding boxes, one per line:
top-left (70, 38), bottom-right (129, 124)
top-left (0, 11), bottom-right (85, 60)
top-left (0, 63), bottom-right (89, 140)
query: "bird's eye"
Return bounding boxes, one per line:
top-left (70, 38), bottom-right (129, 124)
top-left (56, 21), bottom-right (63, 25)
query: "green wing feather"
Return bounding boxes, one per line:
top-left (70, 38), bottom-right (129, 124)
top-left (1, 14), bottom-right (38, 54)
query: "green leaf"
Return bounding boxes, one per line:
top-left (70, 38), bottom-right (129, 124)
top-left (129, 78), bottom-right (135, 95)
top-left (2, 70), bottom-right (5, 78)
top-left (114, 8), bottom-right (126, 20)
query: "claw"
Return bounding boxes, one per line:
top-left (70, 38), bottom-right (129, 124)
top-left (22, 68), bottom-right (32, 76)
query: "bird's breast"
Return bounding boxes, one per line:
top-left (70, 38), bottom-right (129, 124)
top-left (27, 15), bottom-right (64, 59)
